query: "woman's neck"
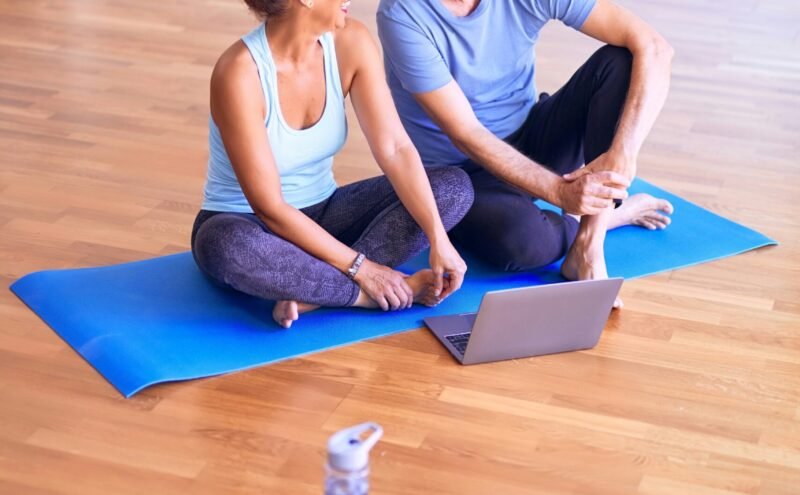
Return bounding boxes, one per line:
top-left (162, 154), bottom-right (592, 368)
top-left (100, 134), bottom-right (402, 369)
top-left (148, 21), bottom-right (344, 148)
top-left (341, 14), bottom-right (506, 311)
top-left (265, 13), bottom-right (323, 66)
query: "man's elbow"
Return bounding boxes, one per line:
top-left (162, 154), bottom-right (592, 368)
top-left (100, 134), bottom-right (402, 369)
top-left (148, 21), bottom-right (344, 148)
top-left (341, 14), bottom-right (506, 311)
top-left (655, 36), bottom-right (675, 62)
top-left (637, 33), bottom-right (674, 63)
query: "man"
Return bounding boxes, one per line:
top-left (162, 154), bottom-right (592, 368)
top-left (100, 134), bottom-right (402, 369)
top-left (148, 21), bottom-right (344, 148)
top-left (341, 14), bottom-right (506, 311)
top-left (377, 0), bottom-right (675, 307)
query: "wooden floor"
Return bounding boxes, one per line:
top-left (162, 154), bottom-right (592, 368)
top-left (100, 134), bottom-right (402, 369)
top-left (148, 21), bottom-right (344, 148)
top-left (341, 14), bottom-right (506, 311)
top-left (1, 0), bottom-right (799, 493)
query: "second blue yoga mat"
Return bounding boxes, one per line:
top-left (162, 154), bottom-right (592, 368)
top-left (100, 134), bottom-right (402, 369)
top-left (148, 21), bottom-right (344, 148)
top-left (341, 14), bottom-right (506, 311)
top-left (10, 179), bottom-right (776, 397)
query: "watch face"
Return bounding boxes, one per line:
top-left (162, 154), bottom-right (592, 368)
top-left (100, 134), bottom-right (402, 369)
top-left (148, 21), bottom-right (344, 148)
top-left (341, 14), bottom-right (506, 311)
top-left (347, 254), bottom-right (364, 279)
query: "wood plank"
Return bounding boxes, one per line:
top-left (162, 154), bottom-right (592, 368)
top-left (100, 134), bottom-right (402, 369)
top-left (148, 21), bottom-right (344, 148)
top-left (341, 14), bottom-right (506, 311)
top-left (1, 0), bottom-right (799, 493)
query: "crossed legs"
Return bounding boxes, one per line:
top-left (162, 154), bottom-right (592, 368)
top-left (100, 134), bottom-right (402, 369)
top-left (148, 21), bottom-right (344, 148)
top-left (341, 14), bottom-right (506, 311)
top-left (451, 45), bottom-right (673, 302)
top-left (192, 166), bottom-right (473, 324)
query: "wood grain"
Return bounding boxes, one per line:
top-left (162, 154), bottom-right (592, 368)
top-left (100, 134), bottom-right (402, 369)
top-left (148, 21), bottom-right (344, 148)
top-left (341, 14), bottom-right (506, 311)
top-left (1, 0), bottom-right (799, 493)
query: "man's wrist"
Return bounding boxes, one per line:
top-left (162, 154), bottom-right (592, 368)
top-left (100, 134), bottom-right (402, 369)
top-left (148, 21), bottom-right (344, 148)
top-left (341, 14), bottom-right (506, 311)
top-left (544, 173), bottom-right (567, 209)
top-left (609, 144), bottom-right (638, 176)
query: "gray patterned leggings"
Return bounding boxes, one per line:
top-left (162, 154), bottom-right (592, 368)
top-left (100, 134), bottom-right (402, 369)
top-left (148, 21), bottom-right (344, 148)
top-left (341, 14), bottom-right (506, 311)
top-left (191, 167), bottom-right (474, 307)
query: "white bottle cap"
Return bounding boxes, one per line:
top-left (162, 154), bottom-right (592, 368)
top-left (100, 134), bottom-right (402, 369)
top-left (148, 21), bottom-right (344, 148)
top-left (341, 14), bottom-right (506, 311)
top-left (327, 422), bottom-right (383, 472)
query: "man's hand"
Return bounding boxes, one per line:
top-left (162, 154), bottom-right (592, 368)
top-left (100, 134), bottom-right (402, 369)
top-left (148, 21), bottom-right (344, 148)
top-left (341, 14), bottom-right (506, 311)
top-left (353, 259), bottom-right (414, 311)
top-left (557, 169), bottom-right (630, 216)
top-left (428, 239), bottom-right (467, 302)
top-left (563, 150), bottom-right (637, 183)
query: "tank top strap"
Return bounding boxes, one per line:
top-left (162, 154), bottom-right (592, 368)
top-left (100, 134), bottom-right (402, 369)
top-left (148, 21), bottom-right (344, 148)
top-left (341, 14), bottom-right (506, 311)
top-left (319, 32), bottom-right (345, 107)
top-left (240, 23), bottom-right (275, 123)
top-left (203, 25), bottom-right (347, 213)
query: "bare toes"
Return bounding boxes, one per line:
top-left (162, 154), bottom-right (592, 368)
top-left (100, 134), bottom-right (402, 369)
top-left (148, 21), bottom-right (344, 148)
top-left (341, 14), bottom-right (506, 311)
top-left (419, 289), bottom-right (441, 307)
top-left (658, 200), bottom-right (674, 214)
top-left (645, 215), bottom-right (670, 229)
top-left (273, 301), bottom-right (301, 328)
top-left (651, 213), bottom-right (671, 225)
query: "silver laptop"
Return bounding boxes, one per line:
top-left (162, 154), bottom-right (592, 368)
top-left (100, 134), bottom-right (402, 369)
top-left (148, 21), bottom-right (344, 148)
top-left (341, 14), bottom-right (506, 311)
top-left (424, 278), bottom-right (623, 365)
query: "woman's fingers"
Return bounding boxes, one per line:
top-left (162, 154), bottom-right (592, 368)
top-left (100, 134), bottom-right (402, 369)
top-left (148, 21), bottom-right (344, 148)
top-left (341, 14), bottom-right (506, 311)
top-left (385, 290), bottom-right (402, 311)
top-left (387, 272), bottom-right (412, 309)
top-left (360, 263), bottom-right (414, 310)
top-left (446, 269), bottom-right (464, 296)
top-left (394, 280), bottom-right (410, 309)
top-left (432, 268), bottom-right (444, 298)
top-left (438, 275), bottom-right (453, 300)
top-left (375, 294), bottom-right (389, 312)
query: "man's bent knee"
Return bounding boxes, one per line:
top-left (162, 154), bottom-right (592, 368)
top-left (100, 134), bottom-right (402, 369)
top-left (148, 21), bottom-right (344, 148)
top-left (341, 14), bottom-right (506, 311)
top-left (487, 232), bottom-right (567, 273)
top-left (591, 46), bottom-right (633, 91)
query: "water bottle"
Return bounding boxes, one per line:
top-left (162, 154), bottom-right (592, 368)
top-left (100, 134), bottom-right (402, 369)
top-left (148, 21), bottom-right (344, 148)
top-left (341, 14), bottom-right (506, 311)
top-left (324, 422), bottom-right (383, 495)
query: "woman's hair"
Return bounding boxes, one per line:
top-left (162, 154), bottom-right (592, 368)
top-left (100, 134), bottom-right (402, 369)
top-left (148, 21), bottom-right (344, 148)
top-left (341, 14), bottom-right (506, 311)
top-left (243, 0), bottom-right (290, 19)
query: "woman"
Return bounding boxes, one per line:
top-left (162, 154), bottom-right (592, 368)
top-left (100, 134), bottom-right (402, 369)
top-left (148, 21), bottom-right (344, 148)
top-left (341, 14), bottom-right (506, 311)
top-left (191, 0), bottom-right (474, 328)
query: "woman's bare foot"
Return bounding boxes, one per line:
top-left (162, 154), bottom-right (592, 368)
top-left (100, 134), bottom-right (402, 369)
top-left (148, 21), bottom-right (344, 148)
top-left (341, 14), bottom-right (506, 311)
top-left (608, 193), bottom-right (674, 231)
top-left (353, 268), bottom-right (445, 309)
top-left (276, 268), bottom-right (449, 325)
top-left (561, 242), bottom-right (623, 309)
top-left (406, 269), bottom-right (448, 307)
top-left (272, 300), bottom-right (320, 328)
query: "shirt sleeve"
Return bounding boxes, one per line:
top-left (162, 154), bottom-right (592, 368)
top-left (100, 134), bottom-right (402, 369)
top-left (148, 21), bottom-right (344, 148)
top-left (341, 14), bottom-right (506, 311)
top-left (534, 0), bottom-right (597, 29)
top-left (376, 12), bottom-right (453, 94)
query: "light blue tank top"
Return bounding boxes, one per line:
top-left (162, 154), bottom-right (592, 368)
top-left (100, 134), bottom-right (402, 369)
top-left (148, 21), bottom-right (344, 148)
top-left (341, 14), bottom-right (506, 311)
top-left (202, 24), bottom-right (347, 212)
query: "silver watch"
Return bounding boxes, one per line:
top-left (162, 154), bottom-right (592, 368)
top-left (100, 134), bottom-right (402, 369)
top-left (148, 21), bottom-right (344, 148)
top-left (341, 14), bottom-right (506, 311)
top-left (346, 253), bottom-right (366, 280)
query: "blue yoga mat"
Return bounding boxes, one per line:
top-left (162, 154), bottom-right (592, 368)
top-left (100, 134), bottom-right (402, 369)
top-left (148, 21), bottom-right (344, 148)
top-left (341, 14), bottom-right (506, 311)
top-left (10, 179), bottom-right (775, 397)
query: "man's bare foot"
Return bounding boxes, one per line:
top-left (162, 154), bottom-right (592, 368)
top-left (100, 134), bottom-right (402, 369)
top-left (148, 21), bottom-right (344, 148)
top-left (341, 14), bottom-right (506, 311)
top-left (272, 300), bottom-right (320, 328)
top-left (561, 243), bottom-right (623, 309)
top-left (608, 193), bottom-right (674, 231)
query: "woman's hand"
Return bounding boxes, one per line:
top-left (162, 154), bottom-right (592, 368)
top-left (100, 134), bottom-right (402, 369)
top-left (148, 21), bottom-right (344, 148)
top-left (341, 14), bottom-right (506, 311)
top-left (353, 259), bottom-right (414, 311)
top-left (429, 239), bottom-right (467, 302)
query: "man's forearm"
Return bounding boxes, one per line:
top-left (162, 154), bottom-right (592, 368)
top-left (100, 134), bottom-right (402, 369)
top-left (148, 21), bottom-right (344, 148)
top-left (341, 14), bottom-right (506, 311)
top-left (452, 125), bottom-right (564, 206)
top-left (609, 39), bottom-right (673, 168)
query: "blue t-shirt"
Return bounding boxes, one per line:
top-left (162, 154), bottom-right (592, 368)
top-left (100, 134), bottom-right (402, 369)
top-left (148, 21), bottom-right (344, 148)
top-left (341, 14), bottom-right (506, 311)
top-left (377, 0), bottom-right (596, 165)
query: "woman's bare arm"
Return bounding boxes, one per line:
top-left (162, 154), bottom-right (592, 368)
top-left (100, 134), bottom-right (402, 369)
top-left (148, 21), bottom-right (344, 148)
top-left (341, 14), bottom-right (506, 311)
top-left (210, 42), bottom-right (411, 309)
top-left (336, 20), bottom-right (467, 298)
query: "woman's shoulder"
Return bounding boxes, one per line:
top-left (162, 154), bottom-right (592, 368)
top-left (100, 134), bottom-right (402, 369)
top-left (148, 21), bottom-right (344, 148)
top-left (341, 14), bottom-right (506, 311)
top-left (210, 40), bottom-right (265, 118)
top-left (332, 18), bottom-right (380, 89)
top-left (333, 17), bottom-right (373, 46)
top-left (212, 40), bottom-right (259, 86)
